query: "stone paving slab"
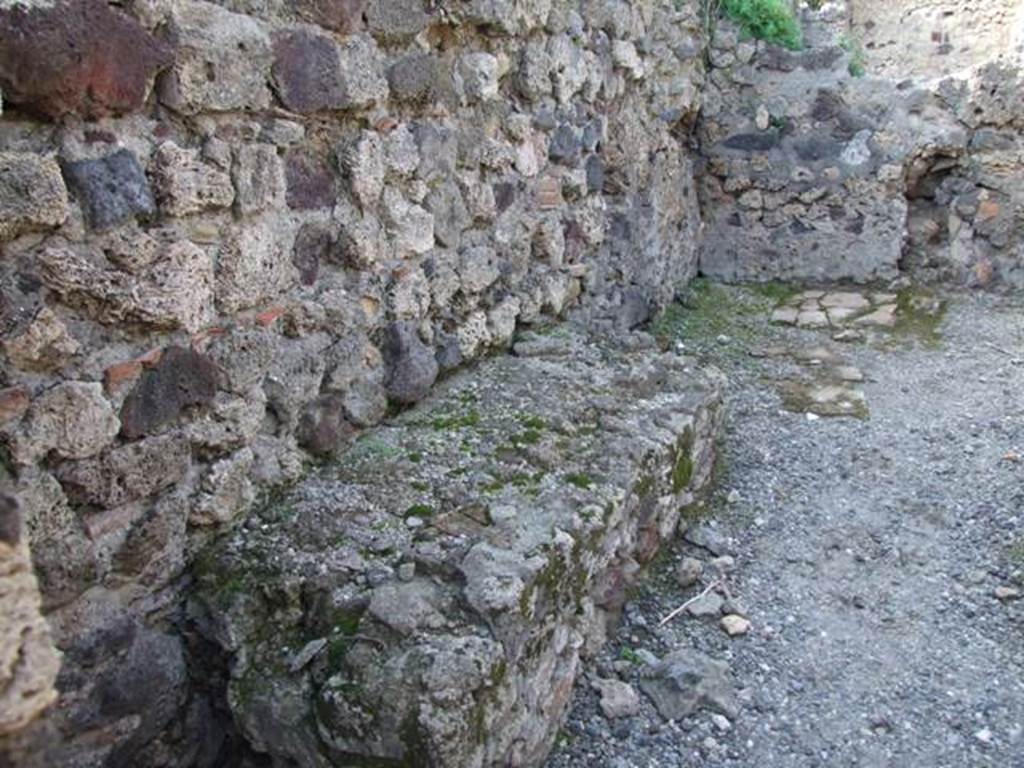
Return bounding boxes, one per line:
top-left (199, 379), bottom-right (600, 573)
top-left (194, 328), bottom-right (723, 768)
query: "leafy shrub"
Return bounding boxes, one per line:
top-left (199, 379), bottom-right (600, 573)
top-left (722, 0), bottom-right (803, 50)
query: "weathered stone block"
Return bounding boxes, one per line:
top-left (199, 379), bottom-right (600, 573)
top-left (39, 243), bottom-right (215, 333)
top-left (381, 321), bottom-right (438, 404)
top-left (191, 448), bottom-right (256, 526)
top-left (232, 144), bottom-right (286, 216)
top-left (335, 205), bottom-right (387, 268)
top-left (0, 153), bottom-right (68, 242)
top-left (271, 28), bottom-right (348, 113)
top-left (0, 0), bottom-right (172, 119)
top-left (388, 53), bottom-right (439, 104)
top-left (459, 52), bottom-right (500, 103)
top-left (338, 130), bottom-right (384, 209)
top-left (62, 150), bottom-right (155, 231)
top-left (381, 187), bottom-right (434, 258)
top-left (151, 142), bottom-right (235, 217)
top-left (2, 307), bottom-right (79, 373)
top-left (120, 347), bottom-right (219, 440)
top-left (292, 223), bottom-right (337, 286)
top-left (4, 470), bottom-right (97, 609)
top-left (196, 329), bottom-right (723, 768)
top-left (285, 151), bottom-right (337, 210)
top-left (8, 382), bottom-right (119, 464)
top-left (293, 0), bottom-right (366, 34)
top-left (297, 394), bottom-right (356, 456)
top-left (365, 0), bottom-right (432, 41)
top-left (160, 1), bottom-right (273, 114)
top-left (56, 434), bottom-right (191, 509)
top-left (216, 220), bottom-right (297, 313)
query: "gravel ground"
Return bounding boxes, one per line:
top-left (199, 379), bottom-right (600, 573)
top-left (546, 285), bottom-right (1024, 768)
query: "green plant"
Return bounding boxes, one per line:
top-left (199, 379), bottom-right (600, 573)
top-left (839, 33), bottom-right (866, 77)
top-left (618, 647), bottom-right (643, 664)
top-left (722, 0), bottom-right (802, 50)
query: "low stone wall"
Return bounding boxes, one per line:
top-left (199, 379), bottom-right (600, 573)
top-left (195, 328), bottom-right (723, 767)
top-left (698, 3), bottom-right (1024, 288)
top-left (0, 1), bottom-right (706, 764)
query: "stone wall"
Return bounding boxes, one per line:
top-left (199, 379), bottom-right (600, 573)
top-left (850, 0), bottom-right (1024, 81)
top-left (0, 1), bottom-right (706, 765)
top-left (698, 1), bottom-right (1024, 288)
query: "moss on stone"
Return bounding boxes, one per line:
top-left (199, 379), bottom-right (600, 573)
top-left (518, 414), bottom-right (547, 431)
top-left (405, 503), bottom-right (434, 518)
top-left (565, 472), bottom-right (594, 490)
top-left (651, 279), bottom-right (783, 361)
top-left (429, 410), bottom-right (481, 430)
top-left (510, 428), bottom-right (543, 446)
top-left (893, 288), bottom-right (946, 348)
top-left (671, 428), bottom-right (695, 493)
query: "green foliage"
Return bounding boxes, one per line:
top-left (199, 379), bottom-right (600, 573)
top-left (839, 33), bottom-right (866, 77)
top-left (722, 0), bottom-right (802, 50)
top-left (618, 646), bottom-right (643, 664)
top-left (564, 472), bottom-right (594, 490)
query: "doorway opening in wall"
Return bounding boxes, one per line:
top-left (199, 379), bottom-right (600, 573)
top-left (900, 150), bottom-right (962, 281)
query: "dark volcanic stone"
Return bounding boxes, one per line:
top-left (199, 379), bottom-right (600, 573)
top-left (494, 182), bottom-right (516, 213)
top-left (292, 223), bottom-right (337, 286)
top-left (0, 493), bottom-right (21, 547)
top-left (387, 53), bottom-right (439, 104)
top-left (549, 124), bottom-right (582, 166)
top-left (382, 321), bottom-right (439, 405)
top-left (120, 346), bottom-right (220, 439)
top-left (272, 28), bottom-right (348, 113)
top-left (790, 135), bottom-right (842, 162)
top-left (585, 155), bottom-right (605, 194)
top-left (0, 0), bottom-right (172, 120)
top-left (91, 629), bottom-right (188, 765)
top-left (62, 150), bottom-right (155, 230)
top-left (298, 394), bottom-right (357, 455)
top-left (721, 133), bottom-right (778, 152)
top-left (296, 0), bottom-right (367, 34)
top-left (285, 151), bottom-right (337, 210)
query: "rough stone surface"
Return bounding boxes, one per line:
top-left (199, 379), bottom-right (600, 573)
top-left (119, 347), bottom-right (219, 440)
top-left (7, 1), bottom-right (1020, 766)
top-left (2, 307), bottom-right (78, 373)
top-left (639, 650), bottom-right (739, 721)
top-left (159, 0), bottom-right (273, 114)
top-left (592, 678), bottom-right (641, 719)
top-left (151, 142), bottom-right (235, 217)
top-left (549, 286), bottom-right (1024, 768)
top-left (61, 150), bottom-right (155, 231)
top-left (0, 153), bottom-right (68, 241)
top-left (0, 0), bottom-right (172, 119)
top-left (0, 495), bottom-right (61, 736)
top-left (699, 10), bottom-right (1024, 288)
top-left (196, 329), bottom-right (722, 768)
top-left (39, 243), bottom-right (215, 333)
top-left (381, 321), bottom-right (439, 405)
top-left (271, 28), bottom-right (349, 113)
top-left (7, 382), bottom-right (119, 465)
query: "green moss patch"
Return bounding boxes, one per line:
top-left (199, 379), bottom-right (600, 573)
top-left (893, 288), bottom-right (946, 348)
top-left (565, 472), bottom-right (594, 490)
top-left (405, 503), bottom-right (435, 518)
